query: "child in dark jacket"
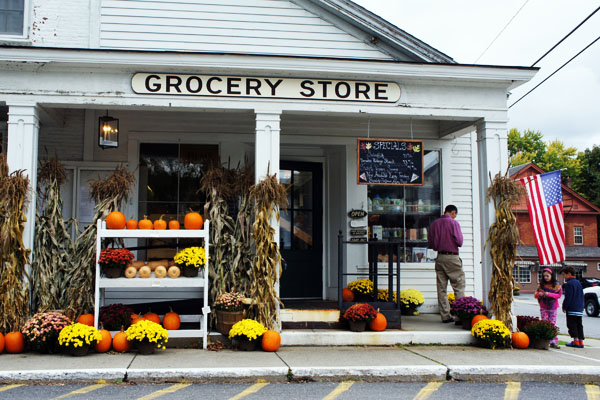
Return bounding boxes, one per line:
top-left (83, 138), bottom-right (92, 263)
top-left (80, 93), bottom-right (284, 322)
top-left (560, 266), bottom-right (585, 348)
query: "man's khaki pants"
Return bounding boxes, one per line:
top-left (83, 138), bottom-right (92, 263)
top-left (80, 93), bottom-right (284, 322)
top-left (435, 253), bottom-right (465, 321)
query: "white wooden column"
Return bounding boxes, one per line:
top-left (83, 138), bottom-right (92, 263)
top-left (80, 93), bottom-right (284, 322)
top-left (7, 104), bottom-right (40, 256)
top-left (476, 119), bottom-right (509, 308)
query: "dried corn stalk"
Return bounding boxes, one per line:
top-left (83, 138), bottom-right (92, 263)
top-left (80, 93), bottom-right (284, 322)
top-left (249, 170), bottom-right (288, 329)
top-left (0, 154), bottom-right (31, 332)
top-left (485, 170), bottom-right (524, 331)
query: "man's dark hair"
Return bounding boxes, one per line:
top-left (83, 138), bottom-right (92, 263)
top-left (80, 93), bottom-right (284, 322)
top-left (444, 205), bottom-right (458, 214)
top-left (559, 266), bottom-right (576, 276)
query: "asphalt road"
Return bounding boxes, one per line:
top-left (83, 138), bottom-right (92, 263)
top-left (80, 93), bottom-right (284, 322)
top-left (0, 381), bottom-right (596, 400)
top-left (512, 293), bottom-right (600, 339)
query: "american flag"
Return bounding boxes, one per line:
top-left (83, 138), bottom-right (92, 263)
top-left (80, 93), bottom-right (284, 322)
top-left (520, 170), bottom-right (566, 265)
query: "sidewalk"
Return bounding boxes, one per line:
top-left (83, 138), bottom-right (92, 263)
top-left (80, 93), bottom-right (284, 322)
top-left (2, 339), bottom-right (600, 384)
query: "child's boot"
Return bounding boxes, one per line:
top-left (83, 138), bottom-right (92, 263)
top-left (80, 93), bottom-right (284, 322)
top-left (566, 340), bottom-right (578, 348)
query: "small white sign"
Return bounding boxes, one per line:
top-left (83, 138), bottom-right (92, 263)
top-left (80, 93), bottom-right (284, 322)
top-left (202, 306), bottom-right (211, 315)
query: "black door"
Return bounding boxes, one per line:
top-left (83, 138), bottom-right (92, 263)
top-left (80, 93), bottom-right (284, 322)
top-left (279, 161), bottom-right (323, 299)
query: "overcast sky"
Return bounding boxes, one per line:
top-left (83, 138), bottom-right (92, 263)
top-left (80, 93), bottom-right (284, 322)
top-left (353, 0), bottom-right (600, 152)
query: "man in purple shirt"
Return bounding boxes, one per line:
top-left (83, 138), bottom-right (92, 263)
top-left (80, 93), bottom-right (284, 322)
top-left (428, 204), bottom-right (465, 323)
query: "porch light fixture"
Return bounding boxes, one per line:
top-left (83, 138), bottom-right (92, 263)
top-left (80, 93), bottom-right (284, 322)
top-left (98, 112), bottom-right (119, 149)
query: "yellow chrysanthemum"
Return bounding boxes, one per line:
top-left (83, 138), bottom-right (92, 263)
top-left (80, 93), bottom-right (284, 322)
top-left (228, 319), bottom-right (267, 341)
top-left (126, 320), bottom-right (169, 350)
top-left (347, 279), bottom-right (374, 295)
top-left (58, 323), bottom-right (102, 348)
top-left (400, 289), bottom-right (425, 307)
top-left (471, 319), bottom-right (511, 349)
top-left (174, 246), bottom-right (207, 269)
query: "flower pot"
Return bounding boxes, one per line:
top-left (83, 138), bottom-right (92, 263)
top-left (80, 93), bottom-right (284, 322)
top-left (401, 305), bottom-right (417, 316)
top-left (237, 337), bottom-right (260, 351)
top-left (67, 345), bottom-right (90, 357)
top-left (461, 318), bottom-right (472, 330)
top-left (182, 265), bottom-right (199, 277)
top-left (101, 264), bottom-right (122, 278)
top-left (216, 310), bottom-right (246, 336)
top-left (136, 341), bottom-right (156, 355)
top-left (531, 338), bottom-right (550, 350)
top-left (348, 320), bottom-right (367, 332)
top-left (353, 293), bottom-right (371, 302)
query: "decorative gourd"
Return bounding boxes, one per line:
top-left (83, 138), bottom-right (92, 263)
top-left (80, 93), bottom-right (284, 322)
top-left (106, 211), bottom-right (126, 229)
top-left (512, 332), bottom-right (530, 349)
top-left (139, 265), bottom-right (152, 278)
top-left (125, 266), bottom-right (137, 278)
top-left (153, 215), bottom-right (167, 230)
top-left (471, 315), bottom-right (489, 327)
top-left (112, 327), bottom-right (130, 352)
top-left (144, 310), bottom-right (161, 325)
top-left (4, 332), bottom-right (25, 354)
top-left (184, 210), bottom-right (203, 230)
top-left (131, 260), bottom-right (146, 269)
top-left (342, 288), bottom-right (355, 302)
top-left (95, 324), bottom-right (112, 353)
top-left (77, 313), bottom-right (94, 326)
top-left (261, 330), bottom-right (281, 352)
top-left (168, 260), bottom-right (176, 267)
top-left (163, 308), bottom-right (181, 330)
top-left (0, 332), bottom-right (4, 354)
top-left (168, 220), bottom-right (180, 230)
top-left (154, 265), bottom-right (167, 278)
top-left (131, 314), bottom-right (145, 325)
top-left (168, 266), bottom-right (181, 278)
top-left (148, 260), bottom-right (169, 271)
top-left (369, 312), bottom-right (387, 331)
top-left (126, 219), bottom-right (138, 230)
top-left (138, 216), bottom-right (153, 230)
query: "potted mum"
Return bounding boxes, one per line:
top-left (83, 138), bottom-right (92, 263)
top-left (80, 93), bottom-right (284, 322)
top-left (99, 303), bottom-right (135, 330)
top-left (347, 278), bottom-right (374, 302)
top-left (343, 303), bottom-right (378, 332)
top-left (522, 320), bottom-right (558, 350)
top-left (214, 291), bottom-right (247, 336)
top-left (22, 311), bottom-right (72, 354)
top-left (58, 323), bottom-right (102, 356)
top-left (125, 319), bottom-right (169, 355)
top-left (98, 247), bottom-right (134, 278)
top-left (399, 289), bottom-right (425, 316)
top-left (229, 319), bottom-right (267, 351)
top-left (450, 296), bottom-right (488, 329)
top-left (377, 289), bottom-right (397, 303)
top-left (174, 246), bottom-right (207, 277)
top-left (471, 319), bottom-right (511, 349)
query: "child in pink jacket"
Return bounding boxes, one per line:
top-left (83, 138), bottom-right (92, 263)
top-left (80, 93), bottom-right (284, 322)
top-left (534, 267), bottom-right (563, 348)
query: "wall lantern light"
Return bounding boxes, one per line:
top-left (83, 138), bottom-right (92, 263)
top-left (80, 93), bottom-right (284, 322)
top-left (98, 112), bottom-right (119, 149)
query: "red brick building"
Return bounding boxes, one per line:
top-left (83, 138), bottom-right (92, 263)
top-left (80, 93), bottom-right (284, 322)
top-left (509, 163), bottom-right (600, 292)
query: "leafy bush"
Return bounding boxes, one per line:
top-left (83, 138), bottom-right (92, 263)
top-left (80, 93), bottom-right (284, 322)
top-left (343, 303), bottom-right (378, 322)
top-left (516, 315), bottom-right (539, 332)
top-left (523, 320), bottom-right (558, 340)
top-left (99, 303), bottom-right (135, 331)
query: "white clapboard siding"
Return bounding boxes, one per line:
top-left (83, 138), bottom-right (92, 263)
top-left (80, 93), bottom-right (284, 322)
top-left (99, 0), bottom-right (393, 59)
top-left (38, 109), bottom-right (85, 162)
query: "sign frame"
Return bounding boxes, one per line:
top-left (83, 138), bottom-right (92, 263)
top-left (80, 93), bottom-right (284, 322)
top-left (356, 138), bottom-right (425, 186)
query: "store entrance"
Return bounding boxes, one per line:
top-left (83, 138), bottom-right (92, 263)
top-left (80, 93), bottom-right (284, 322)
top-left (279, 161), bottom-right (323, 299)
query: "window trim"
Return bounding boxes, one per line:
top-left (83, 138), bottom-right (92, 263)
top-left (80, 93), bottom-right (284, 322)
top-left (0, 0), bottom-right (31, 42)
top-left (574, 226), bottom-right (583, 245)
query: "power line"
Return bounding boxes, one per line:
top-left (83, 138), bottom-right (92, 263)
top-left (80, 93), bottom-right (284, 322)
top-left (509, 35), bottom-right (600, 109)
top-left (531, 6), bottom-right (600, 67)
top-left (474, 0), bottom-right (530, 63)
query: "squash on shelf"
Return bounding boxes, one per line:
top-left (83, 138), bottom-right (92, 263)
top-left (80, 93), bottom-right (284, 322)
top-left (153, 215), bottom-right (167, 230)
top-left (168, 266), bottom-right (181, 278)
top-left (154, 265), bottom-right (167, 278)
top-left (184, 210), bottom-right (203, 229)
top-left (130, 260), bottom-right (146, 269)
top-left (139, 265), bottom-right (152, 278)
top-left (138, 216), bottom-right (153, 230)
top-left (124, 266), bottom-right (137, 278)
top-left (106, 211), bottom-right (126, 229)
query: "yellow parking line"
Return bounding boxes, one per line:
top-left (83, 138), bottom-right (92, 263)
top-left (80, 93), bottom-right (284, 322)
top-left (413, 382), bottom-right (443, 400)
top-left (137, 383), bottom-right (192, 400)
top-left (504, 382), bottom-right (521, 400)
top-left (586, 384), bottom-right (600, 400)
top-left (52, 383), bottom-right (107, 399)
top-left (228, 382), bottom-right (269, 400)
top-left (0, 384), bottom-right (23, 392)
top-left (323, 381), bottom-right (354, 400)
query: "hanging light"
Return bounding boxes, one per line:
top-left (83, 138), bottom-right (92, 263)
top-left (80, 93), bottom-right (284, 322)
top-left (98, 111), bottom-right (119, 149)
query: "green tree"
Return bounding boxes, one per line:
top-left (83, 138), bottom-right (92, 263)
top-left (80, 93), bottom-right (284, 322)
top-left (508, 128), bottom-right (545, 166)
top-left (538, 140), bottom-right (581, 186)
top-left (575, 145), bottom-right (600, 208)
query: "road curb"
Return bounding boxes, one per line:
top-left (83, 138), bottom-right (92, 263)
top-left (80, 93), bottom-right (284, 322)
top-left (0, 368), bottom-right (127, 383)
top-left (448, 365), bottom-right (600, 383)
top-left (126, 367), bottom-right (290, 383)
top-left (291, 365), bottom-right (447, 382)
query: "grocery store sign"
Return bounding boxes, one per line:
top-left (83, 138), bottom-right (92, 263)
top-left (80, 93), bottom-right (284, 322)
top-left (131, 73), bottom-right (400, 103)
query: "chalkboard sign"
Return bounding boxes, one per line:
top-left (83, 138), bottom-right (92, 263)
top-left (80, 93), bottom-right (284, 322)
top-left (357, 138), bottom-right (424, 185)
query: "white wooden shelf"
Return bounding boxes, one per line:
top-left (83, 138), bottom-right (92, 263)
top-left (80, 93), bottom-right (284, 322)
top-left (94, 219), bottom-right (211, 349)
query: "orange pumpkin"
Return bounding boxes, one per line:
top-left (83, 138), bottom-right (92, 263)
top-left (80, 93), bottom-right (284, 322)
top-left (184, 210), bottom-right (203, 230)
top-left (163, 308), bottom-right (181, 330)
top-left (262, 330), bottom-right (281, 352)
top-left (131, 314), bottom-right (145, 325)
top-left (144, 310), bottom-right (161, 325)
top-left (106, 211), bottom-right (126, 229)
top-left (0, 332), bottom-right (5, 353)
top-left (512, 331), bottom-right (530, 349)
top-left (94, 326), bottom-right (112, 353)
top-left (138, 216), bottom-right (153, 230)
top-left (77, 313), bottom-right (94, 326)
top-left (126, 219), bottom-right (138, 230)
top-left (4, 332), bottom-right (25, 354)
top-left (112, 327), bottom-right (130, 352)
top-left (153, 215), bottom-right (167, 230)
top-left (369, 312), bottom-right (387, 331)
top-left (168, 220), bottom-right (180, 230)
top-left (471, 314), bottom-right (489, 327)
top-left (342, 288), bottom-right (355, 302)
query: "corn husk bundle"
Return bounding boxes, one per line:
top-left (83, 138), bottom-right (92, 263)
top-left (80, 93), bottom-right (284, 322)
top-left (31, 157), bottom-right (75, 312)
top-left (485, 170), bottom-right (524, 331)
top-left (249, 170), bottom-right (288, 329)
top-left (0, 154), bottom-right (31, 332)
top-left (66, 166), bottom-right (135, 317)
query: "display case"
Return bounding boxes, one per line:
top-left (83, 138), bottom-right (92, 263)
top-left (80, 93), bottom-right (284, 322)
top-left (367, 151), bottom-right (441, 262)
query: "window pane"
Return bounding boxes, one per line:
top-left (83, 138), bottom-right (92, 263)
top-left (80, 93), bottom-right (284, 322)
top-left (280, 169), bottom-right (292, 206)
top-left (293, 170), bottom-right (313, 209)
top-left (179, 144), bottom-right (218, 202)
top-left (7, 0), bottom-right (24, 10)
top-left (293, 210), bottom-right (313, 250)
top-left (139, 143), bottom-right (179, 202)
top-left (280, 212), bottom-right (292, 250)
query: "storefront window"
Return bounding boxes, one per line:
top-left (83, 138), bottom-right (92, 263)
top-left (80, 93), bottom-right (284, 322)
top-left (367, 150), bottom-right (441, 263)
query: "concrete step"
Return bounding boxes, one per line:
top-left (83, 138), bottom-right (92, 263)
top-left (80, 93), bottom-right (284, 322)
top-left (280, 308), bottom-right (340, 323)
top-left (281, 329), bottom-right (475, 346)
